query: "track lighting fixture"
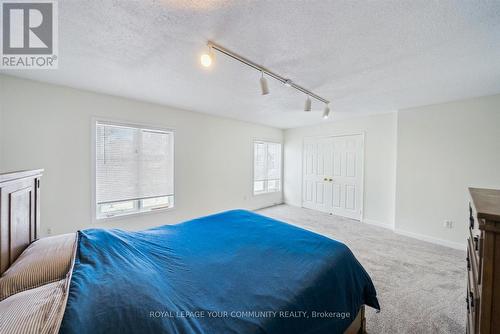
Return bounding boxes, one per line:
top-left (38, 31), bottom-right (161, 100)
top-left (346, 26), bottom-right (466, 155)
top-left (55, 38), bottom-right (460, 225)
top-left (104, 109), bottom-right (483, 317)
top-left (323, 104), bottom-right (331, 119)
top-left (304, 96), bottom-right (312, 112)
top-left (260, 72), bottom-right (269, 95)
top-left (201, 41), bottom-right (331, 119)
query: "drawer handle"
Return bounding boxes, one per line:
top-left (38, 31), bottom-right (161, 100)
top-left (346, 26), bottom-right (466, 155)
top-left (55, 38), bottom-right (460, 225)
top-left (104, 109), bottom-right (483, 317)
top-left (473, 236), bottom-right (479, 251)
top-left (466, 256), bottom-right (470, 271)
top-left (469, 291), bottom-right (474, 308)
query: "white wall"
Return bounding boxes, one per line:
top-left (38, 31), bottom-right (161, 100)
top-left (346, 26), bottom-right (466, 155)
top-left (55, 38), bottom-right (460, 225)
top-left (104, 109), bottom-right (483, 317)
top-left (284, 94), bottom-right (500, 250)
top-left (2, 74), bottom-right (499, 250)
top-left (0, 75), bottom-right (283, 236)
top-left (395, 94), bottom-right (500, 248)
top-left (284, 113), bottom-right (398, 228)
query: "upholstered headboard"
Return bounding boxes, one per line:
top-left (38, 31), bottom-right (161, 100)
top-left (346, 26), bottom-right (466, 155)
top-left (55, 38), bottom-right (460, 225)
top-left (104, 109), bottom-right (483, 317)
top-left (0, 169), bottom-right (43, 274)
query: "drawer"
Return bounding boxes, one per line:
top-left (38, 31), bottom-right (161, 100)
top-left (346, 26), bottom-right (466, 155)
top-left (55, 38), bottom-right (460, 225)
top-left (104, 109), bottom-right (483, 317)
top-left (468, 230), bottom-right (483, 283)
top-left (466, 302), bottom-right (474, 334)
top-left (466, 281), bottom-right (473, 334)
top-left (467, 240), bottom-right (479, 286)
top-left (467, 266), bottom-right (479, 334)
top-left (465, 310), bottom-right (472, 334)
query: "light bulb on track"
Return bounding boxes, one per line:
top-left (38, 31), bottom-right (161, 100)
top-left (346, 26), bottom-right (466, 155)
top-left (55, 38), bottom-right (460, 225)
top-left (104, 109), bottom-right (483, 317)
top-left (304, 96), bottom-right (312, 112)
top-left (200, 46), bottom-right (214, 67)
top-left (260, 72), bottom-right (269, 95)
top-left (200, 53), bottom-right (212, 67)
top-left (323, 104), bottom-right (331, 119)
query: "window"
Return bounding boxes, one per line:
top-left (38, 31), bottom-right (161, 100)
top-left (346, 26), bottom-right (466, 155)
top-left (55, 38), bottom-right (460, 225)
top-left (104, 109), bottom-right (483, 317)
top-left (253, 141), bottom-right (282, 195)
top-left (94, 121), bottom-right (174, 219)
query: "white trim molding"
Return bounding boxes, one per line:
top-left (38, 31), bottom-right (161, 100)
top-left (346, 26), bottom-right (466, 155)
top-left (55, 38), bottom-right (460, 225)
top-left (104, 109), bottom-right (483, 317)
top-left (363, 219), bottom-right (395, 230)
top-left (283, 203), bottom-right (466, 250)
top-left (363, 218), bottom-right (466, 250)
top-left (394, 228), bottom-right (466, 251)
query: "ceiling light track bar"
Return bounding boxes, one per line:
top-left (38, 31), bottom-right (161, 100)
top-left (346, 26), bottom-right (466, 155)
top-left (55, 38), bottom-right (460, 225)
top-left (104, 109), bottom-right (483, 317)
top-left (207, 41), bottom-right (329, 104)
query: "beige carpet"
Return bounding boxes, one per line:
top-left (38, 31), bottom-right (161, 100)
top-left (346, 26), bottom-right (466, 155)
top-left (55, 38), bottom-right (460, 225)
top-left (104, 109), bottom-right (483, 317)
top-left (257, 205), bottom-right (466, 334)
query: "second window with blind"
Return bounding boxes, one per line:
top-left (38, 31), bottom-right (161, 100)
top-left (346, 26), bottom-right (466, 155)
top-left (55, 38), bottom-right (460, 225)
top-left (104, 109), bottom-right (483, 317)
top-left (253, 141), bottom-right (282, 195)
top-left (94, 120), bottom-right (174, 219)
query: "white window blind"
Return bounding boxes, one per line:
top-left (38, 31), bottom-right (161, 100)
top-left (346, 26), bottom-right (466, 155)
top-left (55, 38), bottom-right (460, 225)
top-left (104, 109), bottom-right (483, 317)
top-left (254, 141), bottom-right (282, 194)
top-left (95, 121), bottom-right (174, 219)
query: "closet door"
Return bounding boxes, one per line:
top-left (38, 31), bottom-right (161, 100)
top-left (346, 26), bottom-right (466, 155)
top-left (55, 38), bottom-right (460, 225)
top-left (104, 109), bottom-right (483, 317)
top-left (302, 135), bottom-right (364, 220)
top-left (302, 137), bottom-right (333, 212)
top-left (329, 135), bottom-right (364, 220)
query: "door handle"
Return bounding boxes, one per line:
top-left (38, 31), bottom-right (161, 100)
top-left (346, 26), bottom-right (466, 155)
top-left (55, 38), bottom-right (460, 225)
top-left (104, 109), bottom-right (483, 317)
top-left (328, 178), bottom-right (333, 182)
top-left (323, 177), bottom-right (328, 181)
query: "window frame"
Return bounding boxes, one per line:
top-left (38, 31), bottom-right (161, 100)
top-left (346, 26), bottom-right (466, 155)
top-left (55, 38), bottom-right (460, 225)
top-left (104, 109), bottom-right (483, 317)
top-left (252, 139), bottom-right (283, 196)
top-left (91, 118), bottom-right (175, 222)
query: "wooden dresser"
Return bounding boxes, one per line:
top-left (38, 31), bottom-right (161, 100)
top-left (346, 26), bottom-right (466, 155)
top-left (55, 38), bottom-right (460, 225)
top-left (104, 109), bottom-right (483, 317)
top-left (467, 188), bottom-right (500, 334)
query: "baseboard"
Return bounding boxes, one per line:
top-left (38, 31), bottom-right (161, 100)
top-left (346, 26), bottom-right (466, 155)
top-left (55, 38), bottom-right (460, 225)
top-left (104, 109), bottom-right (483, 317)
top-left (394, 228), bottom-right (466, 251)
top-left (363, 219), bottom-right (394, 230)
top-left (282, 204), bottom-right (466, 251)
top-left (254, 202), bottom-right (284, 211)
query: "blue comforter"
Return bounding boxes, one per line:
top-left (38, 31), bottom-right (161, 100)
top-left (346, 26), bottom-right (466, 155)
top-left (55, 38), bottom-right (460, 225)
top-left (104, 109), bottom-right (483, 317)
top-left (60, 210), bottom-right (379, 334)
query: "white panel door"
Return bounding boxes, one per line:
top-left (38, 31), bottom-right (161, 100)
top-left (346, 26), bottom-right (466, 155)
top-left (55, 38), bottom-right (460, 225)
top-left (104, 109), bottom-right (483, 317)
top-left (329, 135), bottom-right (364, 220)
top-left (302, 137), bottom-right (333, 212)
top-left (302, 134), bottom-right (364, 220)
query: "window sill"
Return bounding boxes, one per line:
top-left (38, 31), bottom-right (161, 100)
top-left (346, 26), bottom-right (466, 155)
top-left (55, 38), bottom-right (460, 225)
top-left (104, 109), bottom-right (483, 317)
top-left (94, 205), bottom-right (175, 223)
top-left (253, 190), bottom-right (282, 196)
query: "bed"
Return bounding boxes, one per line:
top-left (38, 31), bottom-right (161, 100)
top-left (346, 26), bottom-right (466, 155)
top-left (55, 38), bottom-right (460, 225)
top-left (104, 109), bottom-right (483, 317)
top-left (0, 170), bottom-right (379, 334)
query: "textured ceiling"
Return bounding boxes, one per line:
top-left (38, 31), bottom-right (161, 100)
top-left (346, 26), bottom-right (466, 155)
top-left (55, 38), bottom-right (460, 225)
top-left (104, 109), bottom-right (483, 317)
top-left (2, 0), bottom-right (500, 129)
